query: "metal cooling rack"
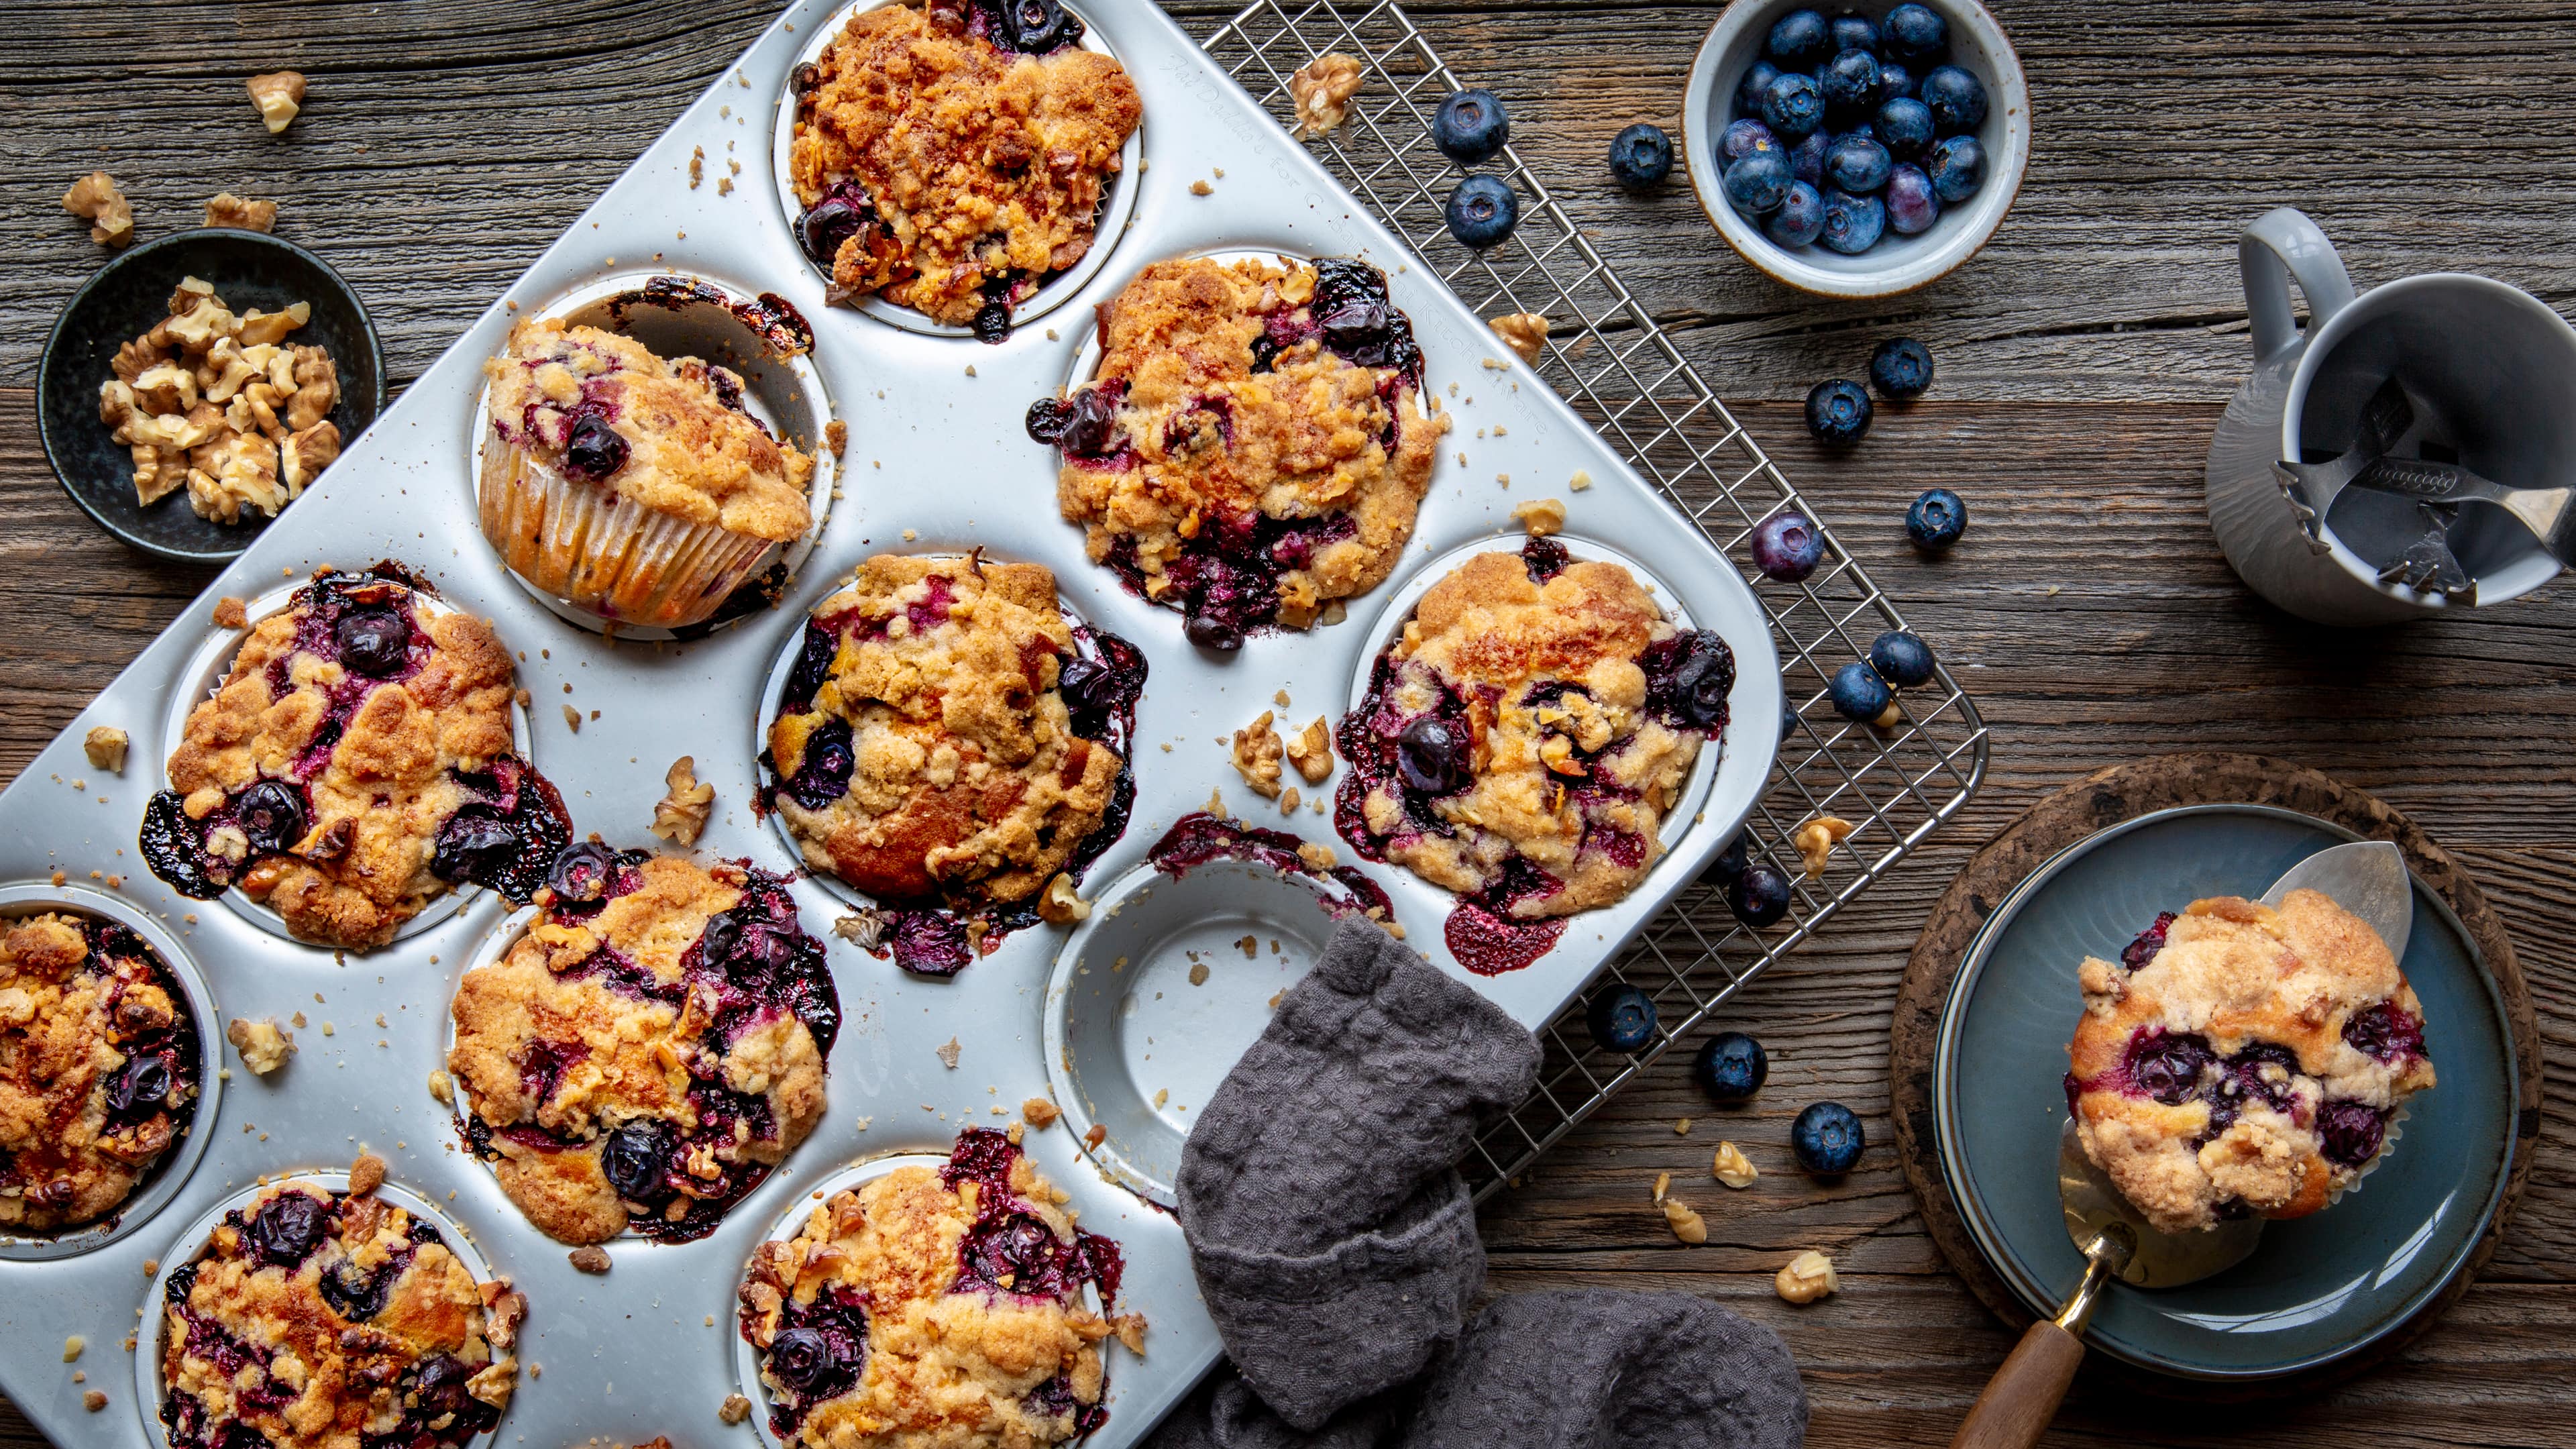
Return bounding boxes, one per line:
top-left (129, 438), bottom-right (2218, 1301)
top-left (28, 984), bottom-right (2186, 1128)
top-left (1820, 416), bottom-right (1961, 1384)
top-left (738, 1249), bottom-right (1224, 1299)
top-left (1191, 0), bottom-right (1992, 1197)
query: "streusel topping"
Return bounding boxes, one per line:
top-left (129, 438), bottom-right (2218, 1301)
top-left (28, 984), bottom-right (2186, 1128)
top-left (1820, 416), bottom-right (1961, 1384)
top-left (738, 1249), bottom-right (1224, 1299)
top-left (0, 912), bottom-right (201, 1232)
top-left (449, 851), bottom-right (836, 1245)
top-left (482, 317), bottom-right (814, 542)
top-left (2067, 889), bottom-right (2438, 1234)
top-left (788, 1), bottom-right (1142, 329)
top-left (1034, 255), bottom-right (1447, 649)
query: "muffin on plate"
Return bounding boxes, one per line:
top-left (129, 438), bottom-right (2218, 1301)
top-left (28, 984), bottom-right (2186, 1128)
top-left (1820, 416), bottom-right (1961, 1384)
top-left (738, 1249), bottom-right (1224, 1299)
top-left (479, 317), bottom-right (815, 629)
top-left (1336, 544), bottom-right (1725, 920)
top-left (447, 847), bottom-right (837, 1244)
top-left (0, 911), bottom-right (202, 1232)
top-left (140, 563), bottom-right (571, 950)
top-left (2066, 889), bottom-right (2438, 1234)
top-left (1030, 254), bottom-right (1446, 649)
top-left (788, 0), bottom-right (1142, 335)
top-left (763, 553), bottom-right (1141, 975)
top-left (739, 1127), bottom-right (1140, 1449)
top-left (158, 1179), bottom-right (524, 1449)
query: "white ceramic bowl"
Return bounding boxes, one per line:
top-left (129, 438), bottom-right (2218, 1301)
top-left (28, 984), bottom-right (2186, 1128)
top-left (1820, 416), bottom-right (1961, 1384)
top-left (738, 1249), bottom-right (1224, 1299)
top-left (1683, 1), bottom-right (2030, 299)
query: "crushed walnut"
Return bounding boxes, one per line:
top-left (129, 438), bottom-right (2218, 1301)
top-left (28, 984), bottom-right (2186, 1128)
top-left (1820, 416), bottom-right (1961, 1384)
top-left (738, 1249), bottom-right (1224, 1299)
top-left (833, 910), bottom-right (888, 952)
top-left (1231, 711), bottom-right (1286, 799)
top-left (718, 1393), bottom-right (753, 1426)
top-left (97, 277), bottom-right (341, 521)
top-left (1083, 1122), bottom-right (1108, 1149)
top-left (1282, 715), bottom-right (1334, 784)
top-left (1021, 1096), bottom-right (1061, 1129)
top-left (935, 1037), bottom-right (962, 1069)
top-left (569, 1245), bottom-right (612, 1275)
top-left (1290, 53), bottom-right (1365, 138)
top-left (225, 1016), bottom-right (294, 1074)
top-left (247, 71), bottom-right (306, 133)
top-left (650, 755), bottom-right (716, 845)
top-left (1713, 1141), bottom-right (1758, 1189)
top-left (825, 419), bottom-right (848, 456)
top-left (1511, 497), bottom-right (1566, 537)
top-left (1488, 311), bottom-right (1550, 364)
top-left (62, 172), bottom-right (135, 248)
top-left (83, 725), bottom-right (129, 773)
top-left (1037, 872), bottom-right (1091, 924)
top-left (1111, 1312), bottom-right (1148, 1355)
top-left (347, 1152), bottom-right (386, 1197)
top-left (1661, 1196), bottom-right (1708, 1244)
top-left (1775, 1249), bottom-right (1837, 1303)
top-left (427, 1069), bottom-right (454, 1106)
top-left (1792, 816), bottom-right (1855, 879)
top-left (204, 193), bottom-right (277, 232)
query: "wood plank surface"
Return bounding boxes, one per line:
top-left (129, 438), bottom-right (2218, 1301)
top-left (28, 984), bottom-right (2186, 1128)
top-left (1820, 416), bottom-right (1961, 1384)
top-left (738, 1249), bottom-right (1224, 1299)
top-left (5, 1), bottom-right (2573, 1446)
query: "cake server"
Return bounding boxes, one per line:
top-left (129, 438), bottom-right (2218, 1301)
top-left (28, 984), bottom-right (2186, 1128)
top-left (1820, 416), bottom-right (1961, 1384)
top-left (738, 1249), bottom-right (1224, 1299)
top-left (2273, 376), bottom-right (2425, 547)
top-left (1948, 841), bottom-right (2412, 1449)
top-left (2347, 453), bottom-right (2576, 569)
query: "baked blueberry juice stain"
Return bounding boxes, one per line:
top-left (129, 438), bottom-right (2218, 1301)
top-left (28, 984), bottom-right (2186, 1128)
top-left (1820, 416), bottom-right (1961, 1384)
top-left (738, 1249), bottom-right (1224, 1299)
top-left (1144, 811), bottom-right (1397, 925)
top-left (140, 564), bottom-right (572, 912)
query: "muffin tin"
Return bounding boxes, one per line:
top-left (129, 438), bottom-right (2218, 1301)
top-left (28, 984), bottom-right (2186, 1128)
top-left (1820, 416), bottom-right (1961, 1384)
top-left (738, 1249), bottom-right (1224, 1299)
top-left (0, 3), bottom-right (1964, 1446)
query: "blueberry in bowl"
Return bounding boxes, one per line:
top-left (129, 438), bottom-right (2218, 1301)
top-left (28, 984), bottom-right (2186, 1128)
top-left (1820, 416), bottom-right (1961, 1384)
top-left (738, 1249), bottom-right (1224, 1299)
top-left (1719, 118), bottom-right (1778, 166)
top-left (1884, 164), bottom-right (1941, 234)
top-left (1035, 254), bottom-right (1445, 648)
top-left (1586, 983), bottom-right (1660, 1053)
top-left (1609, 123), bottom-right (1676, 189)
top-left (1758, 72), bottom-right (1827, 140)
top-left (1695, 1030), bottom-right (1770, 1101)
top-left (1433, 88), bottom-right (1511, 164)
top-left (1818, 188), bottom-right (1886, 254)
top-left (1766, 182), bottom-right (1827, 248)
top-left (1791, 1101), bottom-right (1865, 1174)
top-left (1723, 149), bottom-right (1794, 217)
top-left (141, 562), bottom-right (570, 951)
top-left (1764, 8), bottom-right (1832, 69)
top-left (1823, 133), bottom-right (1892, 195)
top-left (1446, 175), bottom-right (1520, 249)
top-left (1918, 62), bottom-right (1989, 134)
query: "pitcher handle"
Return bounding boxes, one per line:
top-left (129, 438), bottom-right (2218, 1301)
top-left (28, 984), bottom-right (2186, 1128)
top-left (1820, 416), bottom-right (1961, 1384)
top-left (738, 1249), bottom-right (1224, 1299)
top-left (2241, 207), bottom-right (2357, 366)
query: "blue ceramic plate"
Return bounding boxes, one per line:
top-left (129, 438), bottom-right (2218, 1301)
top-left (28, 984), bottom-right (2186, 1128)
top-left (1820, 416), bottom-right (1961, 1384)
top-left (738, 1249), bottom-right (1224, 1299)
top-left (1932, 804), bottom-right (2519, 1379)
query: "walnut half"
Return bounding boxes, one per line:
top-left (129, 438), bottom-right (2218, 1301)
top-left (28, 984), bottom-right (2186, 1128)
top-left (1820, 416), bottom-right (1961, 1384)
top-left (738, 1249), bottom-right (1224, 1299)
top-left (205, 193), bottom-right (278, 233)
top-left (1230, 711), bottom-right (1285, 799)
top-left (650, 756), bottom-right (715, 845)
top-left (1488, 311), bottom-right (1550, 364)
top-left (1281, 715), bottom-right (1334, 784)
top-left (225, 1016), bottom-right (294, 1074)
top-left (247, 71), bottom-right (306, 133)
top-left (1291, 54), bottom-right (1364, 139)
top-left (83, 726), bottom-right (129, 774)
top-left (62, 172), bottom-right (133, 248)
top-left (1774, 1249), bottom-right (1838, 1304)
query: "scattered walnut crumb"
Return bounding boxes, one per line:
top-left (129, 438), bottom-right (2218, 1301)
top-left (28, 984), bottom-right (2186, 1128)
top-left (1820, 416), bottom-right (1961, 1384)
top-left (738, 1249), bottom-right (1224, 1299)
top-left (213, 596), bottom-right (248, 629)
top-left (1037, 872), bottom-right (1090, 924)
top-left (62, 172), bottom-right (133, 248)
top-left (1662, 1197), bottom-right (1707, 1244)
top-left (205, 193), bottom-right (277, 232)
top-left (1511, 498), bottom-right (1566, 537)
top-left (1280, 786), bottom-right (1301, 814)
top-left (1871, 698), bottom-right (1902, 729)
top-left (1294, 841), bottom-right (1337, 872)
top-left (83, 1391), bottom-right (108, 1413)
top-left (1110, 1312), bottom-right (1148, 1355)
top-left (1488, 312), bottom-right (1549, 364)
top-left (569, 1245), bottom-right (613, 1275)
top-left (62, 1336), bottom-right (85, 1363)
top-left (247, 71), bottom-right (305, 133)
top-left (1713, 1141), bottom-right (1758, 1189)
top-left (1651, 1171), bottom-right (1670, 1205)
top-left (1022, 1097), bottom-right (1061, 1128)
top-left (1189, 179), bottom-right (1214, 196)
top-left (1152, 1087), bottom-right (1169, 1109)
top-left (650, 755), bottom-right (715, 845)
top-left (1006, 1121), bottom-right (1024, 1144)
top-left (1083, 1123), bottom-right (1108, 1149)
top-left (1282, 716), bottom-right (1334, 783)
top-left (825, 419), bottom-right (848, 456)
top-left (1187, 961), bottom-right (1210, 987)
top-left (427, 1069), bottom-right (453, 1106)
top-left (719, 1393), bottom-right (753, 1426)
top-left (1792, 816), bottom-right (1856, 879)
top-left (1775, 1250), bottom-right (1837, 1303)
top-left (935, 1037), bottom-right (961, 1069)
top-left (1231, 711), bottom-right (1285, 798)
top-left (833, 910), bottom-right (887, 951)
top-left (347, 1152), bottom-right (386, 1197)
top-left (225, 1016), bottom-right (294, 1074)
top-left (465, 1356), bottom-right (517, 1410)
top-left (690, 146), bottom-right (705, 188)
top-left (1674, 1117), bottom-right (1693, 1136)
top-left (1569, 469), bottom-right (1594, 492)
top-left (559, 704), bottom-right (581, 733)
top-left (1291, 52), bottom-right (1364, 138)
top-left (83, 726), bottom-right (129, 773)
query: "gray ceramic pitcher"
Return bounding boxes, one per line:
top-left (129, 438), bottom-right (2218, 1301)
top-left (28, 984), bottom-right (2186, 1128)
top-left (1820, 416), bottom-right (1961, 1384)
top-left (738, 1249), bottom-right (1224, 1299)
top-left (2205, 207), bottom-right (2575, 625)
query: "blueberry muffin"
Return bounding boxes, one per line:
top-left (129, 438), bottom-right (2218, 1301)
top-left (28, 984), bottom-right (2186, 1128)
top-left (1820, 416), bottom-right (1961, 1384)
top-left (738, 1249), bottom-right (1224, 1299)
top-left (142, 564), bottom-right (572, 950)
top-left (1029, 255), bottom-right (1446, 649)
top-left (449, 848), bottom-right (837, 1244)
top-left (1336, 545), bottom-right (1727, 918)
top-left (480, 315), bottom-right (817, 629)
top-left (0, 912), bottom-right (201, 1232)
top-left (739, 1128), bottom-right (1138, 1449)
top-left (763, 555), bottom-right (1142, 974)
top-left (788, 0), bottom-right (1142, 335)
top-left (159, 1180), bottom-right (524, 1449)
top-left (2066, 890), bottom-right (2438, 1235)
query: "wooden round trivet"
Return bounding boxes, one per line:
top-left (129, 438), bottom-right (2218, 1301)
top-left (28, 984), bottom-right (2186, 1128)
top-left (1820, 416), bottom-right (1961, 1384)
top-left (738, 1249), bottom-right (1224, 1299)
top-left (1888, 752), bottom-right (2543, 1401)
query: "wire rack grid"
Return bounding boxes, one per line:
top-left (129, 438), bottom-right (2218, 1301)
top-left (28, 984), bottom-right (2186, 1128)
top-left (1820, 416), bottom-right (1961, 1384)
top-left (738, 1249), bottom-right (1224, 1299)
top-left (1189, 0), bottom-right (1993, 1197)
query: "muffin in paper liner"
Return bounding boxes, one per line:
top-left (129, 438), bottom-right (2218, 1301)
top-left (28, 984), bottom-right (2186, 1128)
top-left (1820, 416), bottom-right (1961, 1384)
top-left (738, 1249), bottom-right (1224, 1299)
top-left (477, 443), bottom-right (780, 627)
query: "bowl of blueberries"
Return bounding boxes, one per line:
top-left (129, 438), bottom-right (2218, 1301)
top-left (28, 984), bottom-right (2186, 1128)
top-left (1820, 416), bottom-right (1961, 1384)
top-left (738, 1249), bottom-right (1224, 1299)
top-left (1683, 2), bottom-right (2028, 298)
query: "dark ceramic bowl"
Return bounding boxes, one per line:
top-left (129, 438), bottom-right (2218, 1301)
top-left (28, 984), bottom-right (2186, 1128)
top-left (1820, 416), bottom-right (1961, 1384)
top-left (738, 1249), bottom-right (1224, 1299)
top-left (36, 229), bottom-right (385, 561)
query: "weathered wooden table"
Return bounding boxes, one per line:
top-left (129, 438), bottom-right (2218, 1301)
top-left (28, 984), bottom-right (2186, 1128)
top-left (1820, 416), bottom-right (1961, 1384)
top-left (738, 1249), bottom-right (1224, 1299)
top-left (5, 2), bottom-right (2570, 1444)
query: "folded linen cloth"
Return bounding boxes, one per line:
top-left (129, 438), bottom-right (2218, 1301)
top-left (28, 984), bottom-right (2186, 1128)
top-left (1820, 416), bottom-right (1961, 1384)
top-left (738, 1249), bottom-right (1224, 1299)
top-left (1149, 918), bottom-right (1808, 1449)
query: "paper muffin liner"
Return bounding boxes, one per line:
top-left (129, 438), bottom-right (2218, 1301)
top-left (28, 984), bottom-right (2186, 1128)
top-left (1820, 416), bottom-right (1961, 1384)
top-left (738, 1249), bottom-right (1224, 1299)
top-left (478, 439), bottom-right (780, 629)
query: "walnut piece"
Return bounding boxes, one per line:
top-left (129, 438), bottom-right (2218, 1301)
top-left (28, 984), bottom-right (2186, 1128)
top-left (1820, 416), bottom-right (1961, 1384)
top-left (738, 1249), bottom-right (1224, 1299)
top-left (347, 1152), bottom-right (386, 1196)
top-left (225, 1016), bottom-right (294, 1074)
top-left (568, 1245), bottom-right (612, 1275)
top-left (62, 1336), bottom-right (85, 1364)
top-left (83, 726), bottom-right (129, 773)
top-left (1291, 53), bottom-right (1364, 138)
top-left (1282, 715), bottom-right (1334, 784)
top-left (204, 193), bottom-right (277, 232)
top-left (62, 172), bottom-right (133, 248)
top-left (934, 1037), bottom-right (962, 1069)
top-left (1511, 497), bottom-right (1566, 537)
top-left (1661, 1196), bottom-right (1708, 1244)
top-left (247, 71), bottom-right (306, 133)
top-left (1022, 1096), bottom-right (1061, 1128)
top-left (1037, 872), bottom-right (1090, 924)
top-left (99, 280), bottom-right (335, 519)
top-left (718, 1393), bottom-right (753, 1426)
top-left (83, 1391), bottom-right (108, 1413)
top-left (1775, 1249), bottom-right (1838, 1303)
top-left (427, 1069), bottom-right (454, 1106)
top-left (1792, 816), bottom-right (1855, 879)
top-left (1713, 1141), bottom-right (1758, 1189)
top-left (1489, 311), bottom-right (1550, 364)
top-left (825, 419), bottom-right (848, 456)
top-left (1231, 710), bottom-right (1285, 799)
top-left (833, 910), bottom-right (888, 952)
top-left (1111, 1311), bottom-right (1148, 1355)
top-left (650, 755), bottom-right (716, 845)
top-left (464, 1357), bottom-right (517, 1410)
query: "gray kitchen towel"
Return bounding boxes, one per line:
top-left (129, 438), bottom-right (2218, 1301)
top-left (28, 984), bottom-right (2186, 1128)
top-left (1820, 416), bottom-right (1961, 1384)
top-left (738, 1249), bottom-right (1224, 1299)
top-left (1173, 916), bottom-right (1543, 1430)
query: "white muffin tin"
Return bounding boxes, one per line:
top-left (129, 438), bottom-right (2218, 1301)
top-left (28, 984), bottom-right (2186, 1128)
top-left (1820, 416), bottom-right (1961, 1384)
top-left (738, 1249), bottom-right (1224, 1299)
top-left (0, 3), bottom-right (1835, 1447)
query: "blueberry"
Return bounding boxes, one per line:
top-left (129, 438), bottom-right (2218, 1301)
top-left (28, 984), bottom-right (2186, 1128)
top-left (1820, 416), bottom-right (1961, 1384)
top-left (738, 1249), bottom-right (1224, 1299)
top-left (430, 808), bottom-right (521, 883)
top-left (598, 1119), bottom-right (675, 1203)
top-left (1819, 49), bottom-right (1882, 115)
top-left (544, 841), bottom-right (621, 903)
top-left (767, 1326), bottom-right (847, 1395)
top-left (1919, 64), bottom-right (1988, 135)
top-left (1444, 175), bottom-right (1519, 249)
top-left (1693, 1031), bottom-right (1769, 1101)
top-left (1606, 123), bottom-right (1674, 189)
top-left (245, 1191), bottom-right (330, 1268)
top-left (1396, 715), bottom-right (1471, 795)
top-left (1765, 182), bottom-right (1826, 248)
top-left (1723, 150), bottom-right (1793, 217)
top-left (2317, 1101), bottom-right (2387, 1169)
top-left (1790, 1102), bottom-right (1864, 1174)
top-left (107, 1055), bottom-right (174, 1117)
top-left (1764, 9), bottom-right (1831, 68)
top-left (1925, 135), bottom-right (1986, 202)
top-left (1818, 189), bottom-right (1885, 254)
top-left (1432, 89), bottom-right (1510, 164)
top-left (333, 608), bottom-right (412, 678)
top-left (1906, 487), bottom-right (1968, 551)
top-left (1585, 984), bottom-right (1658, 1053)
top-left (1727, 863), bottom-right (1793, 927)
top-left (1884, 164), bottom-right (1940, 234)
top-left (561, 412), bottom-right (629, 482)
top-left (1823, 134), bottom-right (1891, 194)
top-left (1640, 629), bottom-right (1735, 731)
top-left (1869, 630), bottom-right (1937, 688)
top-left (1827, 661), bottom-right (1891, 721)
top-left (1734, 60), bottom-right (1783, 121)
top-left (1870, 338), bottom-right (1936, 399)
top-left (1719, 119), bottom-right (1778, 166)
top-left (1828, 13), bottom-right (1879, 54)
top-left (788, 718), bottom-right (857, 808)
top-left (1876, 97), bottom-right (1935, 160)
top-left (1804, 378), bottom-right (1872, 447)
top-left (2127, 1031), bottom-right (2216, 1106)
top-left (1758, 74), bottom-right (1826, 141)
top-left (997, 0), bottom-right (1080, 53)
top-left (1184, 609), bottom-right (1246, 652)
top-left (1710, 833), bottom-right (1748, 884)
top-left (1787, 129), bottom-right (1829, 187)
top-left (1878, 61), bottom-right (1917, 101)
top-left (1883, 3), bottom-right (1949, 65)
top-left (794, 182), bottom-right (876, 266)
top-left (971, 299), bottom-right (1013, 345)
top-left (2342, 1001), bottom-right (2426, 1063)
top-left (233, 780), bottom-right (307, 855)
top-left (1779, 684), bottom-right (1799, 743)
top-left (1750, 511), bottom-right (1825, 582)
